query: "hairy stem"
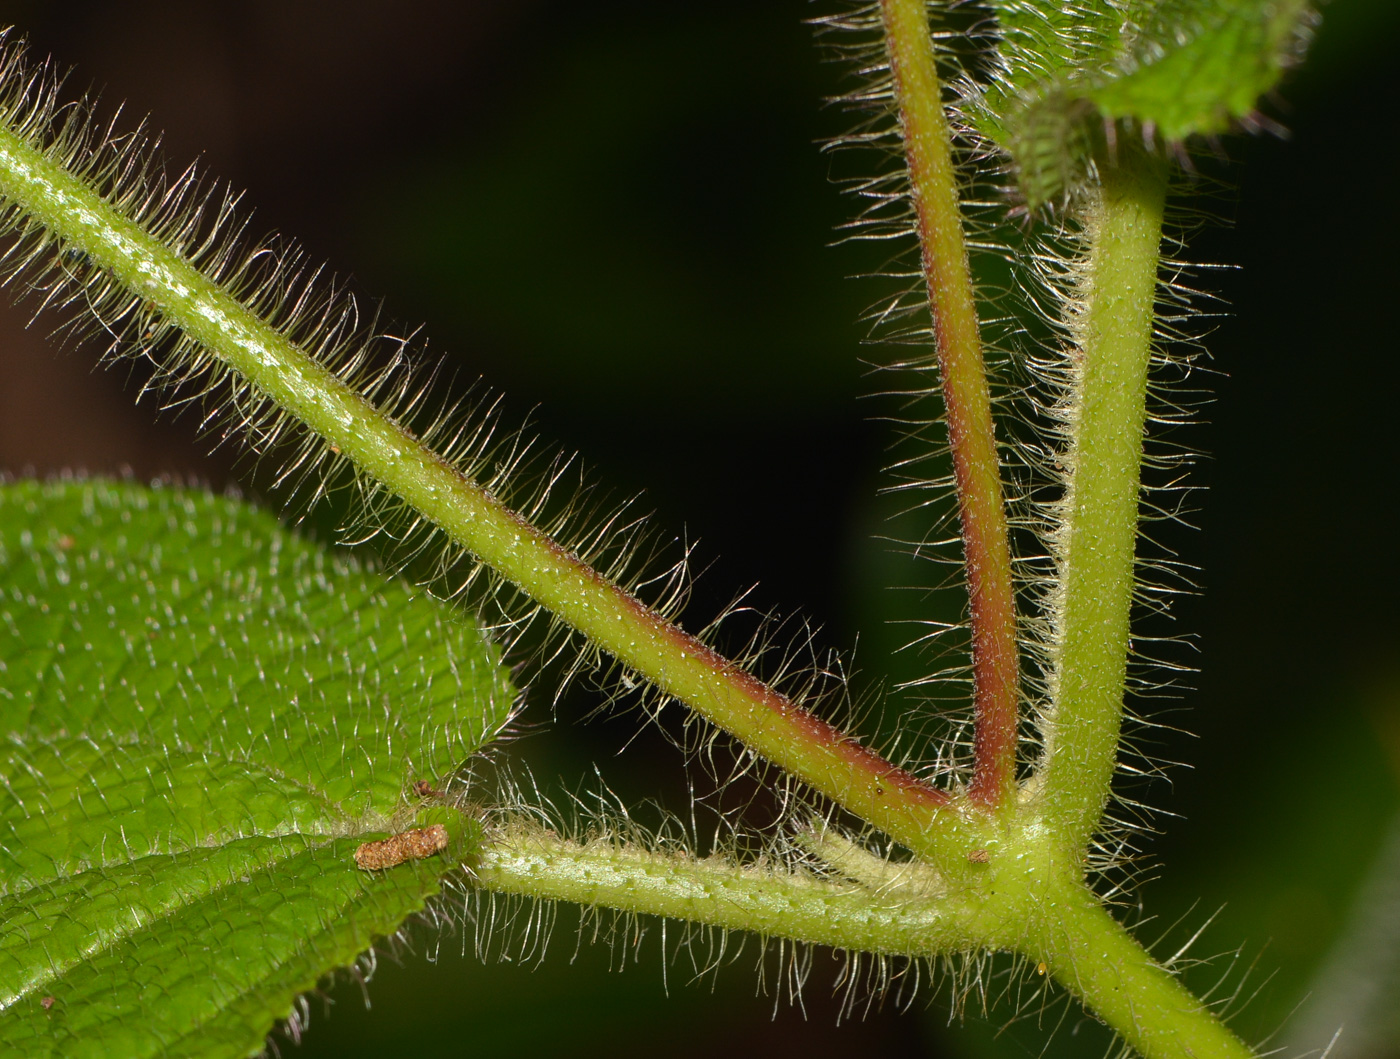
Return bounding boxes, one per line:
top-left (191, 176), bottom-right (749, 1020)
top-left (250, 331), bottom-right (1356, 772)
top-left (474, 823), bottom-right (986, 956)
top-left (476, 821), bottom-right (1256, 1058)
top-left (881, 0), bottom-right (1019, 809)
top-left (1036, 151), bottom-right (1168, 850)
top-left (1027, 878), bottom-right (1255, 1059)
top-left (0, 121), bottom-right (972, 860)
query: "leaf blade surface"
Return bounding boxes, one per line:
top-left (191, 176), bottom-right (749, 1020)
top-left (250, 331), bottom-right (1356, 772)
top-left (0, 479), bottom-right (510, 1057)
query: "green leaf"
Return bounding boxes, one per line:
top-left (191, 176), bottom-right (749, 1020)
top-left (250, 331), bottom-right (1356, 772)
top-left (0, 479), bottom-right (511, 1058)
top-left (976, 0), bottom-right (1315, 207)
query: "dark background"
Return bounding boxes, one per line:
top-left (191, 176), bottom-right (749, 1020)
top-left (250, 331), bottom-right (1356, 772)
top-left (1, 1), bottom-right (1398, 1056)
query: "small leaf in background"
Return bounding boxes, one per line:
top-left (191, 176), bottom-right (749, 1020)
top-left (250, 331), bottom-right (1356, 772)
top-left (0, 479), bottom-right (513, 1058)
top-left (976, 0), bottom-right (1316, 207)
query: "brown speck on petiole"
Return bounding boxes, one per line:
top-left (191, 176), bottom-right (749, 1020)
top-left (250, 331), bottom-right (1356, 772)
top-left (354, 824), bottom-right (449, 871)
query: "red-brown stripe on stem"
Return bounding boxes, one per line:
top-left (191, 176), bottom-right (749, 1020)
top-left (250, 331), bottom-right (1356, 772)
top-left (880, 0), bottom-right (1019, 808)
top-left (0, 97), bottom-right (959, 854)
top-left (480, 482), bottom-right (953, 814)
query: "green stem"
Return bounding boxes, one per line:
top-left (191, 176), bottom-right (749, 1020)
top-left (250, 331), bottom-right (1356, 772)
top-left (881, 0), bottom-right (1020, 809)
top-left (1028, 878), bottom-right (1255, 1059)
top-left (475, 821), bottom-right (1256, 1059)
top-left (0, 121), bottom-right (966, 860)
top-left (474, 823), bottom-right (985, 956)
top-left (1035, 152), bottom-right (1168, 850)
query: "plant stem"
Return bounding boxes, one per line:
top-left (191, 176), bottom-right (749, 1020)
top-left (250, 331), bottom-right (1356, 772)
top-left (477, 821), bottom-right (1256, 1058)
top-left (881, 0), bottom-right (1019, 809)
top-left (0, 122), bottom-right (969, 860)
top-left (474, 823), bottom-right (985, 956)
top-left (1027, 877), bottom-right (1255, 1059)
top-left (1036, 150), bottom-right (1167, 850)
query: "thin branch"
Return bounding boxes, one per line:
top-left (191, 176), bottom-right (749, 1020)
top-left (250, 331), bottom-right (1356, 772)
top-left (1035, 149), bottom-right (1168, 849)
top-left (473, 821), bottom-right (983, 956)
top-left (0, 117), bottom-right (966, 861)
top-left (880, 0), bottom-right (1019, 808)
top-left (1028, 875), bottom-right (1257, 1059)
top-left (477, 821), bottom-right (1257, 1059)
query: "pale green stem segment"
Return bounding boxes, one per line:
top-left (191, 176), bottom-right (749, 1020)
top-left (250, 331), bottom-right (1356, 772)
top-left (1037, 153), bottom-right (1167, 851)
top-left (475, 823), bottom-right (984, 956)
top-left (881, 0), bottom-right (1020, 809)
top-left (475, 823), bottom-right (1256, 1059)
top-left (0, 125), bottom-right (966, 860)
top-left (1027, 878), bottom-right (1255, 1059)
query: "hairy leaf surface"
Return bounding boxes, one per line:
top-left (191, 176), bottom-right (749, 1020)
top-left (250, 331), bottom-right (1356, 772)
top-left (977, 0), bottom-right (1315, 206)
top-left (0, 479), bottom-right (511, 1057)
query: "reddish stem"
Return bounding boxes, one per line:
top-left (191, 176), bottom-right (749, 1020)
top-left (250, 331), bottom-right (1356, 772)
top-left (881, 0), bottom-right (1019, 808)
top-left (468, 486), bottom-right (955, 818)
top-left (0, 109), bottom-right (960, 849)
